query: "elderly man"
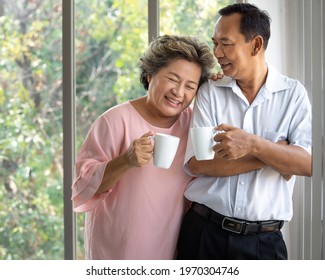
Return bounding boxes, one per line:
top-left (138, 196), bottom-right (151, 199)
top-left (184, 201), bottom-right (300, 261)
top-left (177, 3), bottom-right (312, 260)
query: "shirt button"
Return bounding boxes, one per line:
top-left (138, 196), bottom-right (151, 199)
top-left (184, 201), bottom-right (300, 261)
top-left (236, 207), bottom-right (241, 211)
top-left (240, 181), bottom-right (245, 185)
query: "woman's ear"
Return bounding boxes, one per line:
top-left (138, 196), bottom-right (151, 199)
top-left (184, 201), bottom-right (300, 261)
top-left (147, 74), bottom-right (152, 83)
top-left (251, 35), bottom-right (263, 56)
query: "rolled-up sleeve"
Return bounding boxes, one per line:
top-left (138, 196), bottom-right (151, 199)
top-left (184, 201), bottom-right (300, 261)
top-left (286, 81), bottom-right (312, 154)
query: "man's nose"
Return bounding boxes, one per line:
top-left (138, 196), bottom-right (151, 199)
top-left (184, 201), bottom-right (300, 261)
top-left (214, 45), bottom-right (224, 58)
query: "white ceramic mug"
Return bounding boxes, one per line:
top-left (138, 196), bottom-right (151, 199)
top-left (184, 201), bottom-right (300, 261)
top-left (152, 133), bottom-right (180, 169)
top-left (190, 126), bottom-right (216, 160)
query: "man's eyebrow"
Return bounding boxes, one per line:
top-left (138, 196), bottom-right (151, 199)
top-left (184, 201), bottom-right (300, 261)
top-left (211, 37), bottom-right (231, 42)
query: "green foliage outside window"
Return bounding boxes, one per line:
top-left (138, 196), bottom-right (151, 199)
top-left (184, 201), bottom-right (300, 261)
top-left (0, 0), bottom-right (63, 259)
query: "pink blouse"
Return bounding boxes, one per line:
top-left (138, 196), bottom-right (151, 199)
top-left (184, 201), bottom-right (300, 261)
top-left (71, 101), bottom-right (193, 259)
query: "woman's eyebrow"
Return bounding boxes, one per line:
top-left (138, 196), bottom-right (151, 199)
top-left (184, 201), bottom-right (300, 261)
top-left (168, 71), bottom-right (198, 85)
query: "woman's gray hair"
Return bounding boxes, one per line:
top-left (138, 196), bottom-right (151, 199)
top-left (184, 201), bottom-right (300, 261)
top-left (139, 35), bottom-right (216, 90)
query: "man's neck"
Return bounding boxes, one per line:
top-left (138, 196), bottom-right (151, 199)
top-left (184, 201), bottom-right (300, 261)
top-left (237, 63), bottom-right (268, 104)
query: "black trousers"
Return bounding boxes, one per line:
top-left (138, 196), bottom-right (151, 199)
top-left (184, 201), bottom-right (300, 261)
top-left (177, 208), bottom-right (288, 260)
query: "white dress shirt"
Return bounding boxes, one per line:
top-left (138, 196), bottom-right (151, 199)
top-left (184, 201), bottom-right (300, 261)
top-left (184, 65), bottom-right (312, 222)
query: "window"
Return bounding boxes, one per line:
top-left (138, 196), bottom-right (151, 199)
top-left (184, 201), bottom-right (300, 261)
top-left (74, 0), bottom-right (149, 259)
top-left (74, 0), bottom-right (235, 260)
top-left (2, 0), bottom-right (323, 261)
top-left (0, 0), bottom-right (233, 260)
top-left (0, 0), bottom-right (63, 259)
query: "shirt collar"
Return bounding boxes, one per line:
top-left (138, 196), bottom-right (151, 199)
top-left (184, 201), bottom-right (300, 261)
top-left (213, 64), bottom-right (291, 105)
top-left (264, 64), bottom-right (290, 93)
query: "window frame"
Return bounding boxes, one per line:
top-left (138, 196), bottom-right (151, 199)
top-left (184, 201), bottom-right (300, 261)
top-left (62, 0), bottom-right (76, 260)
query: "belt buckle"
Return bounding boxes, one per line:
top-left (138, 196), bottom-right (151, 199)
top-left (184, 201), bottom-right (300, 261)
top-left (222, 217), bottom-right (248, 234)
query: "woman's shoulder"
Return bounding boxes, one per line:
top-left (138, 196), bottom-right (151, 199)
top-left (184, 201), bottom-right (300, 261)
top-left (102, 100), bottom-right (132, 116)
top-left (97, 101), bottom-right (138, 123)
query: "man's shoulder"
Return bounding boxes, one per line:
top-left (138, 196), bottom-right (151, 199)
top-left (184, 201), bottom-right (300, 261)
top-left (199, 76), bottom-right (233, 91)
top-left (267, 65), bottom-right (306, 93)
top-left (208, 76), bottom-right (233, 88)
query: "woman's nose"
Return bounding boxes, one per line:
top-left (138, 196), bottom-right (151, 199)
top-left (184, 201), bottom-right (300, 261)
top-left (171, 85), bottom-right (185, 97)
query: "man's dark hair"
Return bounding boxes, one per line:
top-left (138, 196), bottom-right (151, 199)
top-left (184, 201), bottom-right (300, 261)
top-left (219, 3), bottom-right (271, 50)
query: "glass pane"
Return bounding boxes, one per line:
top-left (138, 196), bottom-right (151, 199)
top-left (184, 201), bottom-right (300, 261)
top-left (75, 0), bottom-right (148, 259)
top-left (74, 0), bottom-right (236, 261)
top-left (160, 0), bottom-right (236, 71)
top-left (0, 1), bottom-right (63, 259)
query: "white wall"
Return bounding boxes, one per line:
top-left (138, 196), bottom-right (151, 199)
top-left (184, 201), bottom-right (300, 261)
top-left (247, 0), bottom-right (285, 72)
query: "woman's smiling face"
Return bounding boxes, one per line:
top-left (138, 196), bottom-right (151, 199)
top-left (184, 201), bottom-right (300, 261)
top-left (146, 58), bottom-right (202, 119)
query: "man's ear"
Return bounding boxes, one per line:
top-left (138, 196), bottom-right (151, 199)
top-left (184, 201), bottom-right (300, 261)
top-left (147, 74), bottom-right (152, 83)
top-left (251, 35), bottom-right (264, 55)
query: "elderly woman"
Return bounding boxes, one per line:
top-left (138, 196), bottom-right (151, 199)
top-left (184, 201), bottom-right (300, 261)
top-left (71, 35), bottom-right (216, 259)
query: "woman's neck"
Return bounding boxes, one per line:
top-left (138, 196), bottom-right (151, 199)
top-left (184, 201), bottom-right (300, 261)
top-left (130, 97), bottom-right (179, 128)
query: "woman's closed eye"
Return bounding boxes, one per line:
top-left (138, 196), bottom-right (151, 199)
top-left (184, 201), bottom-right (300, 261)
top-left (186, 85), bottom-right (196, 91)
top-left (167, 77), bottom-right (178, 83)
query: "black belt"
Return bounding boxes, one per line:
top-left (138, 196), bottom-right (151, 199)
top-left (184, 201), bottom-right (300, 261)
top-left (191, 203), bottom-right (284, 235)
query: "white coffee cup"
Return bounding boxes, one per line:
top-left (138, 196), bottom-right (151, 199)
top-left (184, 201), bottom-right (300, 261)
top-left (152, 133), bottom-right (180, 169)
top-left (190, 126), bottom-right (216, 160)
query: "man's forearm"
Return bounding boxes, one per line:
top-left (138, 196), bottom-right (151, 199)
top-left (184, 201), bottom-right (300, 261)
top-left (252, 137), bottom-right (312, 177)
top-left (188, 154), bottom-right (265, 177)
